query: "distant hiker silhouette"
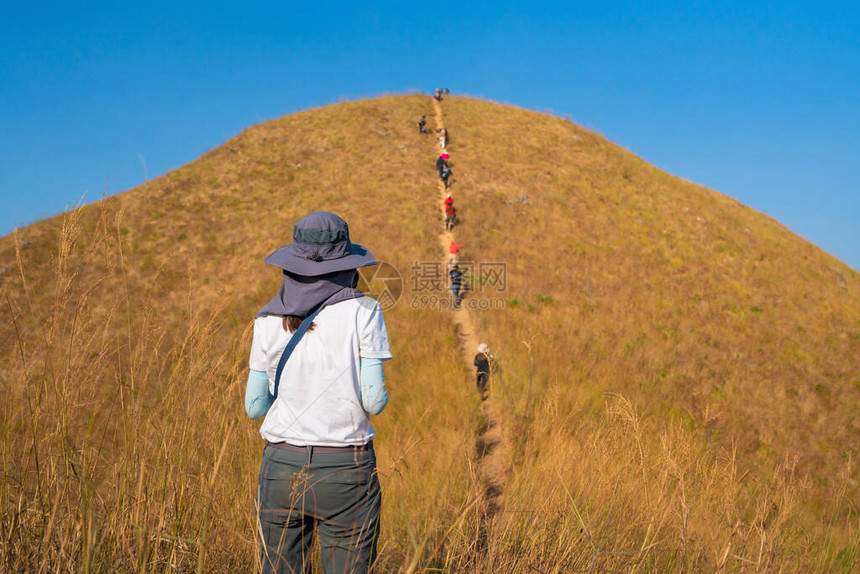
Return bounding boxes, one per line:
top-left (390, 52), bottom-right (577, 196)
top-left (440, 166), bottom-right (452, 190)
top-left (434, 88), bottom-right (442, 101)
top-left (474, 343), bottom-right (494, 398)
top-left (246, 212), bottom-right (391, 574)
top-left (418, 115), bottom-right (426, 134)
top-left (437, 127), bottom-right (448, 149)
top-left (444, 88), bottom-right (450, 95)
top-left (445, 203), bottom-right (456, 231)
top-left (448, 240), bottom-right (463, 264)
top-left (436, 154), bottom-right (448, 177)
top-left (449, 264), bottom-right (463, 307)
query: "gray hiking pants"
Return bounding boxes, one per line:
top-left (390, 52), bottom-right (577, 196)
top-left (257, 443), bottom-right (381, 574)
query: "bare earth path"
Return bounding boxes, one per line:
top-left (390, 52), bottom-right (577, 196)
top-left (431, 97), bottom-right (506, 538)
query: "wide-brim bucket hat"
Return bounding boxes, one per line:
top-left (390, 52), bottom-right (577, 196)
top-left (264, 211), bottom-right (377, 276)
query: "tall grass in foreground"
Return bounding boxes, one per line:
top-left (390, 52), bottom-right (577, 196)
top-left (0, 204), bottom-right (486, 571)
top-left (483, 365), bottom-right (859, 571)
top-left (1, 205), bottom-right (254, 571)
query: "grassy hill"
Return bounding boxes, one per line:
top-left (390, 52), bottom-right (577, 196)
top-left (1, 94), bottom-right (857, 571)
top-left (442, 96), bottom-right (860, 570)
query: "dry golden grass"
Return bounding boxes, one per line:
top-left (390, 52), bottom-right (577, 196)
top-left (442, 95), bottom-right (860, 570)
top-left (0, 95), bottom-right (488, 571)
top-left (0, 94), bottom-right (858, 571)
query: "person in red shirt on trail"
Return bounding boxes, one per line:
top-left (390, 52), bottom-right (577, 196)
top-left (448, 240), bottom-right (463, 265)
top-left (444, 194), bottom-right (453, 209)
top-left (445, 204), bottom-right (456, 231)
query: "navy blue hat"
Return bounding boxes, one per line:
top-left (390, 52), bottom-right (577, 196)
top-left (264, 212), bottom-right (377, 276)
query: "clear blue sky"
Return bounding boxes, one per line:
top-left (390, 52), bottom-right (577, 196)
top-left (2, 1), bottom-right (858, 269)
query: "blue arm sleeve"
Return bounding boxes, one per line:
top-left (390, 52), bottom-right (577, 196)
top-left (359, 358), bottom-right (388, 415)
top-left (245, 369), bottom-right (274, 419)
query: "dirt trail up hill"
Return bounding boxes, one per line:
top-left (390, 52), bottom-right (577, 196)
top-left (432, 97), bottom-right (507, 531)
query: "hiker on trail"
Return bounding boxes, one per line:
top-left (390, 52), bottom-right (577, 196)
top-left (445, 203), bottom-right (456, 231)
top-left (444, 88), bottom-right (450, 95)
top-left (245, 211), bottom-right (392, 574)
top-left (449, 264), bottom-right (463, 307)
top-left (418, 115), bottom-right (426, 134)
top-left (440, 166), bottom-right (452, 190)
top-left (448, 240), bottom-right (463, 264)
top-left (436, 154), bottom-right (448, 177)
top-left (444, 194), bottom-right (453, 209)
top-left (434, 88), bottom-right (442, 101)
top-left (474, 343), bottom-right (494, 398)
top-left (437, 127), bottom-right (448, 149)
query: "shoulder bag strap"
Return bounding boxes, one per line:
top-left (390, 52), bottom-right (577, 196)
top-left (272, 305), bottom-right (323, 400)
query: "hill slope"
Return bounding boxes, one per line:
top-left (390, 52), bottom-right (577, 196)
top-left (441, 96), bottom-right (860, 570)
top-left (1, 94), bottom-right (857, 571)
top-left (443, 96), bottom-right (859, 482)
